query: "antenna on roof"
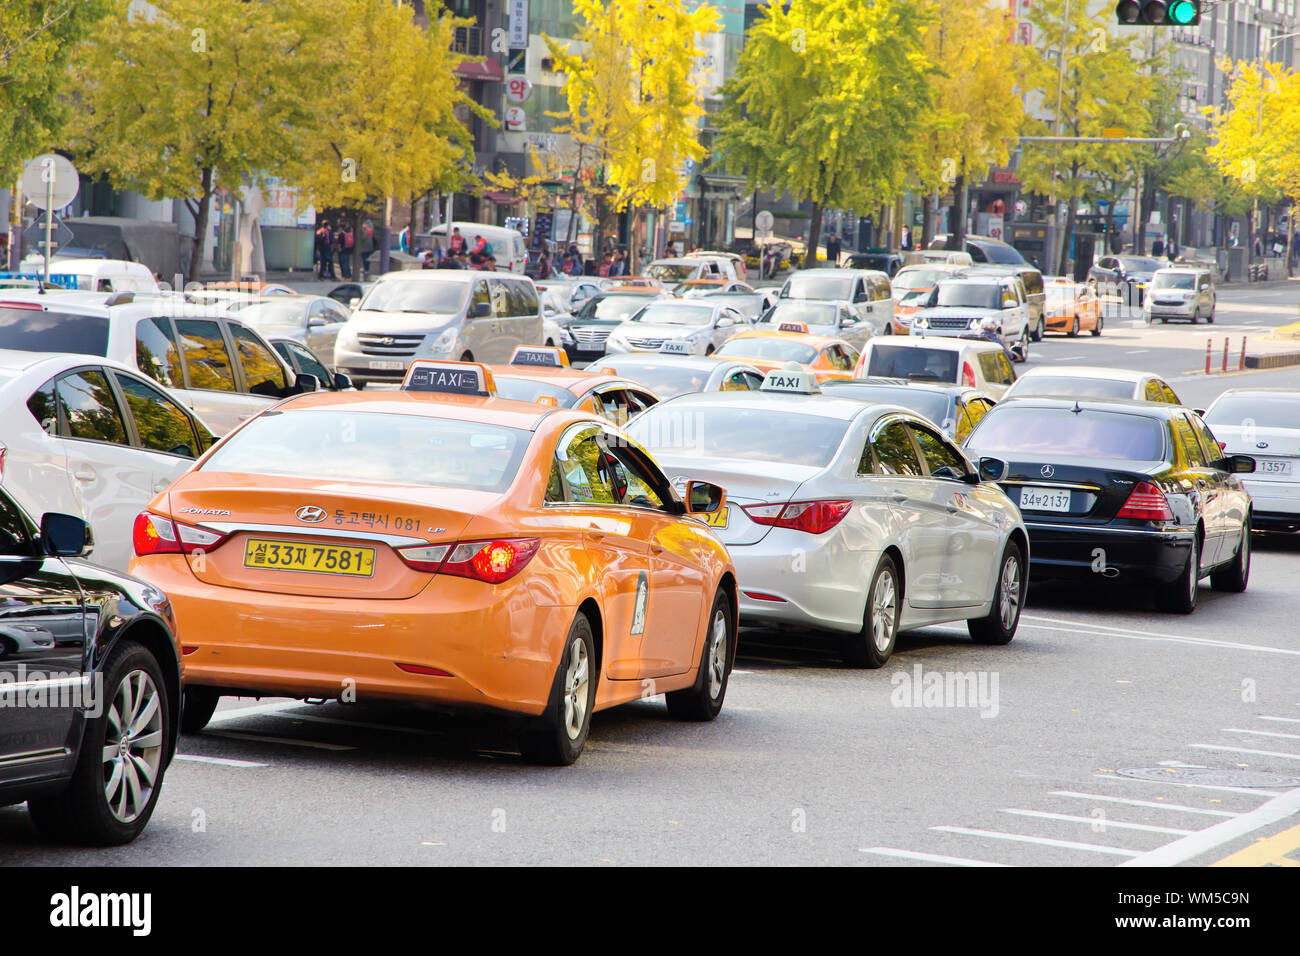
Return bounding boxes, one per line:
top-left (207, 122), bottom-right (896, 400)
top-left (1072, 400), bottom-right (1083, 415)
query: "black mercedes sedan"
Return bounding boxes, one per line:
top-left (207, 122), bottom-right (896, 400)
top-left (0, 488), bottom-right (181, 844)
top-left (964, 397), bottom-right (1255, 613)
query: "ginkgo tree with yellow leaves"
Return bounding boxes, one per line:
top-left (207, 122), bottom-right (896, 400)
top-left (1207, 59), bottom-right (1300, 273)
top-left (544, 0), bottom-right (718, 269)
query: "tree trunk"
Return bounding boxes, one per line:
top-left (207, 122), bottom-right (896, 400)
top-left (804, 200), bottom-right (823, 269)
top-left (951, 173), bottom-right (967, 250)
top-left (352, 208), bottom-right (364, 280)
top-left (188, 166), bottom-right (215, 284)
top-left (628, 204), bottom-right (642, 275)
top-left (1287, 200), bottom-right (1295, 278)
top-left (923, 191), bottom-right (938, 248)
top-left (1104, 203), bottom-right (1115, 255)
top-left (1058, 177), bottom-right (1080, 278)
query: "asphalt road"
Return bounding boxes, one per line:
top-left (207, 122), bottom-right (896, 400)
top-left (2, 282), bottom-right (1298, 866)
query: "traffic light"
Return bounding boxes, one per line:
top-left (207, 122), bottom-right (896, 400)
top-left (1115, 0), bottom-right (1200, 25)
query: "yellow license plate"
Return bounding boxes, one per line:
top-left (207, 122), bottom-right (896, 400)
top-left (703, 506), bottom-right (729, 529)
top-left (243, 539), bottom-right (376, 577)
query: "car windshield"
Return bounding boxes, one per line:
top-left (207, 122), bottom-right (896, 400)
top-left (581, 295), bottom-right (655, 321)
top-left (491, 378), bottom-right (576, 407)
top-left (716, 338), bottom-right (818, 363)
top-left (1011, 376), bottom-right (1134, 399)
top-left (629, 303), bottom-right (713, 326)
top-left (1205, 393), bottom-right (1300, 430)
top-left (934, 283), bottom-right (1001, 309)
top-left (629, 405), bottom-right (848, 467)
top-left (821, 384), bottom-right (951, 424)
top-left (645, 263), bottom-right (698, 281)
top-left (1044, 285), bottom-right (1082, 305)
top-left (0, 308), bottom-right (110, 355)
top-left (706, 293), bottom-right (764, 315)
top-left (201, 409), bottom-right (530, 492)
top-left (782, 274), bottom-right (854, 300)
top-left (359, 279), bottom-right (469, 314)
top-left (894, 269), bottom-right (944, 292)
top-left (900, 289), bottom-right (930, 305)
top-left (968, 406), bottom-right (1165, 461)
top-left (759, 302), bottom-right (838, 327)
top-left (1118, 257), bottom-right (1162, 273)
top-left (239, 301), bottom-right (311, 332)
top-left (866, 345), bottom-right (959, 382)
top-left (1151, 273), bottom-right (1196, 290)
top-left (587, 361), bottom-right (708, 398)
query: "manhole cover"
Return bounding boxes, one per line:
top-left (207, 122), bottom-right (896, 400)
top-left (1116, 767), bottom-right (1300, 788)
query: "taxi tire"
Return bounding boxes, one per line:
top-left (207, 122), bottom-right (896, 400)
top-left (841, 555), bottom-right (900, 668)
top-left (1211, 520), bottom-right (1250, 593)
top-left (968, 541), bottom-right (1023, 645)
top-left (181, 686), bottom-right (220, 734)
top-left (1068, 315), bottom-right (1080, 337)
top-left (28, 641), bottom-right (171, 846)
top-left (519, 614), bottom-right (596, 766)
top-left (666, 589), bottom-right (733, 721)
top-left (1092, 315), bottom-right (1103, 336)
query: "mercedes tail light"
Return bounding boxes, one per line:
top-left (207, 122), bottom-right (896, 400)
top-left (743, 500), bottom-right (853, 534)
top-left (1116, 482), bottom-right (1174, 521)
top-left (132, 512), bottom-right (228, 555)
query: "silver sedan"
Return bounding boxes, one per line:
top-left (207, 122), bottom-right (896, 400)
top-left (627, 386), bottom-right (1028, 666)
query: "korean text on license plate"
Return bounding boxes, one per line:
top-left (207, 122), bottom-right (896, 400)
top-left (243, 539), bottom-right (376, 576)
top-left (703, 506), bottom-right (729, 528)
top-left (1018, 486), bottom-right (1072, 513)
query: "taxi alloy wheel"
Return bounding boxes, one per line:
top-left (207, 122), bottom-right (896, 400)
top-left (667, 589), bottom-right (734, 721)
top-left (520, 614), bottom-right (596, 766)
top-left (841, 555), bottom-right (899, 668)
top-left (1211, 520), bottom-right (1250, 593)
top-left (28, 641), bottom-right (172, 845)
top-left (969, 541), bottom-right (1023, 645)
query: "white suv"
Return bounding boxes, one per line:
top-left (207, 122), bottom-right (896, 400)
top-left (0, 290), bottom-right (308, 435)
top-left (910, 276), bottom-right (1031, 360)
top-left (855, 336), bottom-right (1018, 399)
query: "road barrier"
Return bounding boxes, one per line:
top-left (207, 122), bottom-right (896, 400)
top-left (1205, 336), bottom-right (1250, 373)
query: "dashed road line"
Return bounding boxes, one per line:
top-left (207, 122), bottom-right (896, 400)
top-left (1189, 743), bottom-right (1300, 762)
top-left (1223, 727), bottom-right (1300, 742)
top-left (1093, 774), bottom-right (1285, 798)
top-left (998, 808), bottom-right (1193, 836)
top-left (205, 730), bottom-right (356, 752)
top-left (1048, 791), bottom-right (1240, 818)
top-left (175, 753), bottom-right (267, 768)
top-left (206, 700), bottom-right (314, 724)
top-left (1119, 786), bottom-right (1300, 867)
top-left (929, 826), bottom-right (1140, 857)
top-left (859, 847), bottom-right (1010, 867)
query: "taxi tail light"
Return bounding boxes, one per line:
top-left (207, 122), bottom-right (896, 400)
top-left (132, 512), bottom-right (228, 556)
top-left (743, 500), bottom-right (853, 534)
top-left (398, 538), bottom-right (540, 583)
top-left (395, 544), bottom-right (452, 573)
top-left (961, 361), bottom-right (977, 388)
top-left (1116, 482), bottom-right (1174, 521)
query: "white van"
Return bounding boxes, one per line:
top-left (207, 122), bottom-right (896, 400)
top-left (10, 257), bottom-right (159, 292)
top-left (333, 270), bottom-right (543, 386)
top-left (426, 223), bottom-right (528, 273)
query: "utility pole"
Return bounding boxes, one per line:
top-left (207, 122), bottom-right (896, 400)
top-left (1049, 0), bottom-right (1072, 276)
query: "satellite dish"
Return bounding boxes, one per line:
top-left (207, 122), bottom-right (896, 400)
top-left (22, 154), bottom-right (80, 210)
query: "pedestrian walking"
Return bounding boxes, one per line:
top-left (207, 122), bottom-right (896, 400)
top-left (449, 227), bottom-right (466, 256)
top-left (537, 250), bottom-right (552, 280)
top-left (340, 224), bottom-right (355, 279)
top-left (826, 234), bottom-right (841, 266)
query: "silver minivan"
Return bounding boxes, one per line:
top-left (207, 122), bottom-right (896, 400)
top-left (1144, 267), bottom-right (1216, 324)
top-left (333, 271), bottom-right (543, 386)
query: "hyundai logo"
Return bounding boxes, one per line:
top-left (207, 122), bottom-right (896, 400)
top-left (381, 337), bottom-right (396, 346)
top-left (1257, 441), bottom-right (1269, 449)
top-left (1040, 464), bottom-right (1055, 478)
top-left (295, 506), bottom-right (328, 523)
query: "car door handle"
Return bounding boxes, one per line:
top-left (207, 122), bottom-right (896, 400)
top-left (153, 479), bottom-right (171, 493)
top-left (73, 467), bottom-right (96, 482)
top-left (649, 542), bottom-right (666, 554)
top-left (890, 493), bottom-right (909, 503)
top-left (946, 504), bottom-right (960, 514)
top-left (584, 528), bottom-right (607, 542)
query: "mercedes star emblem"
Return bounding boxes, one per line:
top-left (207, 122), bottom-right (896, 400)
top-left (1040, 465), bottom-right (1055, 478)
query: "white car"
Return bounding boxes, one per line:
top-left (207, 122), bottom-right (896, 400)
top-left (605, 300), bottom-right (752, 356)
top-left (627, 367), bottom-right (1028, 666)
top-left (0, 290), bottom-right (310, 436)
top-left (645, 256), bottom-right (741, 284)
top-left (754, 299), bottom-right (872, 351)
top-left (910, 276), bottom-right (1032, 359)
top-left (855, 336), bottom-right (1018, 399)
top-left (226, 295), bottom-right (351, 360)
top-left (1204, 388), bottom-right (1300, 534)
top-left (0, 349), bottom-right (214, 570)
top-left (778, 268), bottom-right (894, 336)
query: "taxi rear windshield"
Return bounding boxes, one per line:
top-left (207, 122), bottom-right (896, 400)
top-left (492, 378), bottom-right (576, 407)
top-left (866, 345), bottom-right (958, 382)
top-left (201, 409), bottom-right (530, 492)
top-left (629, 406), bottom-right (848, 467)
top-left (967, 407), bottom-right (1166, 461)
top-left (0, 308), bottom-right (110, 355)
top-left (716, 339), bottom-right (817, 363)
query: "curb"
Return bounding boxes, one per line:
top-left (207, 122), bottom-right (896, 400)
top-left (1244, 351), bottom-right (1300, 370)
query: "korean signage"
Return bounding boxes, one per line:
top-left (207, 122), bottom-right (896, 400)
top-left (508, 0), bottom-right (529, 48)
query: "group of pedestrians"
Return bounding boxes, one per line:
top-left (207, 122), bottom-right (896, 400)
top-left (314, 220), bottom-right (375, 280)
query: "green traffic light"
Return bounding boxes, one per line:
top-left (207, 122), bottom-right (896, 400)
top-left (1169, 0), bottom-right (1197, 24)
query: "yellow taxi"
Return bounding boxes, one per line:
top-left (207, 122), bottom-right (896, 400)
top-left (129, 359), bottom-right (737, 765)
top-left (487, 346), bottom-right (660, 426)
top-left (713, 322), bottom-right (860, 383)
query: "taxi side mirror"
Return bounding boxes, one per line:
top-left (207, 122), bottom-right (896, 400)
top-left (684, 480), bottom-right (726, 515)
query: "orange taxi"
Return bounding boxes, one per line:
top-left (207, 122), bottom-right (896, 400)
top-left (487, 345), bottom-right (660, 426)
top-left (673, 278), bottom-right (754, 297)
top-left (1043, 279), bottom-right (1103, 336)
top-left (128, 360), bottom-right (736, 765)
top-left (713, 322), bottom-right (860, 384)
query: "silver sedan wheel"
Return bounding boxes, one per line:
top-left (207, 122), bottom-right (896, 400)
top-left (707, 609), bottom-right (727, 700)
top-left (871, 569), bottom-right (898, 653)
top-left (102, 669), bottom-right (164, 824)
top-left (562, 637), bottom-right (590, 741)
top-left (998, 553), bottom-right (1021, 631)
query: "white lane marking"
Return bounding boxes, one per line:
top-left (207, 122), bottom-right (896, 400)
top-left (205, 730), bottom-right (356, 752)
top-left (263, 711), bottom-right (443, 736)
top-left (930, 826), bottom-right (1140, 857)
top-left (1049, 354), bottom-right (1084, 360)
top-left (730, 669), bottom-right (757, 676)
top-left (1224, 727), bottom-right (1300, 742)
top-left (999, 808), bottom-right (1193, 836)
top-left (1259, 715), bottom-right (1300, 725)
top-left (859, 847), bottom-right (1010, 867)
top-left (206, 700), bottom-right (314, 724)
top-left (1158, 760), bottom-right (1209, 768)
top-left (1190, 743), bottom-right (1300, 762)
top-left (1049, 791), bottom-right (1240, 818)
top-left (1019, 616), bottom-right (1300, 658)
top-left (1093, 774), bottom-right (1284, 798)
top-left (1124, 349), bottom-right (1150, 354)
top-left (1118, 784), bottom-right (1300, 867)
top-left (174, 753), bottom-right (267, 768)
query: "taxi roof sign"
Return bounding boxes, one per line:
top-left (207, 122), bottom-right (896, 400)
top-left (510, 345), bottom-right (570, 368)
top-left (402, 360), bottom-right (497, 397)
top-left (777, 321), bottom-right (809, 334)
top-left (760, 361), bottom-right (820, 395)
top-left (658, 339), bottom-right (693, 356)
